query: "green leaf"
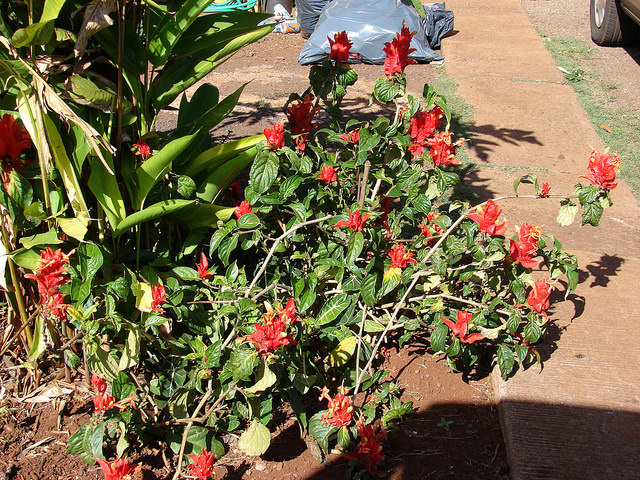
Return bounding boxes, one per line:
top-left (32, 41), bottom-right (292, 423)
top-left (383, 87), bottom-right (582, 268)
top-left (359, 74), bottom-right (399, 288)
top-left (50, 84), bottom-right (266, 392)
top-left (182, 135), bottom-right (264, 178)
top-left (237, 419), bottom-right (271, 456)
top-left (86, 344), bottom-right (119, 382)
top-left (19, 230), bottom-right (61, 249)
top-left (514, 344), bottom-right (529, 364)
top-left (557, 201), bottom-right (579, 227)
top-left (430, 323), bottom-right (448, 352)
top-left (28, 315), bottom-right (46, 362)
top-left (66, 422), bottom-right (105, 464)
top-left (308, 411), bottom-right (338, 452)
top-left (237, 213), bottom-right (260, 230)
top-left (373, 77), bottom-right (400, 103)
top-left (316, 294), bottom-right (351, 326)
top-left (172, 266), bottom-right (200, 281)
top-left (113, 199), bottom-right (195, 237)
top-left (64, 350), bottom-right (81, 370)
top-left (360, 273), bottom-right (380, 307)
top-left (245, 362), bottom-right (277, 394)
top-left (345, 231), bottom-right (364, 265)
top-left (176, 84), bottom-right (246, 135)
top-left (329, 335), bottom-right (357, 368)
top-left (112, 372), bottom-right (136, 402)
top-left (77, 242), bottom-right (103, 280)
top-left (581, 200), bottom-right (604, 226)
top-left (177, 204), bottom-right (235, 229)
top-left (196, 148), bottom-right (256, 203)
top-left (88, 155), bottom-right (126, 230)
top-left (523, 319), bottom-right (542, 344)
top-left (250, 150), bottom-right (279, 194)
top-left (117, 327), bottom-right (141, 371)
top-left (497, 344), bottom-right (515, 379)
top-left (513, 174), bottom-right (538, 195)
top-left (229, 347), bottom-right (259, 383)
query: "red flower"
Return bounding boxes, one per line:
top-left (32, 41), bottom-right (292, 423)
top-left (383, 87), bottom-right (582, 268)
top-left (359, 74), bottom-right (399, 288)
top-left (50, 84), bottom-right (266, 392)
top-left (580, 149), bottom-right (620, 190)
top-left (383, 22), bottom-right (417, 78)
top-left (196, 252), bottom-right (212, 280)
top-left (234, 199), bottom-right (254, 219)
top-left (427, 129), bottom-right (463, 167)
top-left (539, 182), bottom-right (551, 198)
top-left (247, 315), bottom-right (297, 357)
top-left (24, 248), bottom-right (71, 321)
top-left (319, 386), bottom-right (353, 427)
top-left (419, 211), bottom-right (443, 242)
top-left (334, 209), bottom-right (370, 231)
top-left (92, 375), bottom-right (108, 395)
top-left (276, 298), bottom-right (299, 324)
top-left (0, 114), bottom-right (32, 187)
top-left (94, 392), bottom-right (116, 414)
top-left (408, 108), bottom-right (443, 159)
top-left (187, 449), bottom-right (215, 480)
top-left (328, 30), bottom-right (353, 64)
top-left (264, 122), bottom-right (285, 150)
top-left (151, 284), bottom-right (166, 314)
top-left (385, 244), bottom-right (417, 269)
top-left (134, 140), bottom-right (150, 159)
top-left (286, 95), bottom-right (319, 152)
top-left (339, 129), bottom-right (360, 144)
top-left (375, 196), bottom-right (393, 238)
top-left (227, 182), bottom-right (244, 205)
top-left (345, 419), bottom-right (386, 475)
top-left (527, 279), bottom-right (552, 316)
top-left (317, 164), bottom-right (338, 184)
top-left (467, 200), bottom-right (508, 236)
top-left (95, 458), bottom-right (137, 480)
top-left (509, 223), bottom-right (541, 269)
top-left (441, 310), bottom-right (485, 344)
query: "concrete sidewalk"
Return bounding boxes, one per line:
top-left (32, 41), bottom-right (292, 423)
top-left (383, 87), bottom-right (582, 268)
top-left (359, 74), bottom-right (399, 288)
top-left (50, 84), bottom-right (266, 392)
top-left (440, 0), bottom-right (640, 478)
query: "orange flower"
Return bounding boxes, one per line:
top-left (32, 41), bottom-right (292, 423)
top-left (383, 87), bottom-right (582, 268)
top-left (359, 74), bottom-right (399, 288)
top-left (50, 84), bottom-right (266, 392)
top-left (234, 199), bottom-right (254, 219)
top-left (264, 122), bottom-right (285, 150)
top-left (467, 200), bottom-right (508, 236)
top-left (385, 244), bottom-right (417, 269)
top-left (426, 129), bottom-right (463, 167)
top-left (441, 310), bottom-right (484, 344)
top-left (383, 22), bottom-right (417, 78)
top-left (196, 252), bottom-right (212, 280)
top-left (317, 164), bottom-right (338, 184)
top-left (527, 279), bottom-right (552, 316)
top-left (580, 149), bottom-right (620, 190)
top-left (319, 386), bottom-right (353, 427)
top-left (408, 107), bottom-right (443, 159)
top-left (334, 209), bottom-right (370, 231)
top-left (187, 449), bottom-right (215, 480)
top-left (328, 30), bottom-right (353, 64)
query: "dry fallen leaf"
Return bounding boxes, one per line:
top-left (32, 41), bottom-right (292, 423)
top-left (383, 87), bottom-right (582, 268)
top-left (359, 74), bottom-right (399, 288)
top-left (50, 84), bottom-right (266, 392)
top-left (599, 124), bottom-right (612, 133)
top-left (75, 0), bottom-right (117, 58)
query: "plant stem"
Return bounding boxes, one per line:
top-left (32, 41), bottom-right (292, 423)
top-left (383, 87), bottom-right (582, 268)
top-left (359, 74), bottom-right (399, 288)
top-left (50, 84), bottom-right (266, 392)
top-left (354, 305), bottom-right (367, 388)
top-left (116, 0), bottom-right (125, 170)
top-left (358, 160), bottom-right (371, 207)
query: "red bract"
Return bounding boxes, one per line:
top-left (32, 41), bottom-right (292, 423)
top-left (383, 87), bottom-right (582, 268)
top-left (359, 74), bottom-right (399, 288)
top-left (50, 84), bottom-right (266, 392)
top-left (382, 22), bottom-right (417, 78)
top-left (92, 375), bottom-right (108, 394)
top-left (328, 30), bottom-right (352, 64)
top-left (151, 284), bottom-right (166, 314)
top-left (319, 386), bottom-right (353, 427)
top-left (94, 392), bottom-right (116, 414)
top-left (527, 279), bottom-right (552, 316)
top-left (408, 107), bottom-right (443, 159)
top-left (196, 252), bottom-right (212, 280)
top-left (419, 211), bottom-right (443, 242)
top-left (0, 114), bottom-right (31, 186)
top-left (339, 129), bottom-right (360, 144)
top-left (385, 244), bottom-right (417, 269)
top-left (539, 182), bottom-right (551, 198)
top-left (580, 149), bottom-right (620, 190)
top-left (24, 248), bottom-right (70, 321)
top-left (509, 223), bottom-right (541, 269)
top-left (276, 298), bottom-right (299, 324)
top-left (317, 164), bottom-right (338, 184)
top-left (427, 129), bottom-right (463, 167)
top-left (134, 140), bottom-right (150, 159)
top-left (234, 199), bottom-right (254, 219)
top-left (286, 95), bottom-right (319, 151)
top-left (441, 310), bottom-right (485, 344)
top-left (187, 449), bottom-right (215, 480)
top-left (334, 209), bottom-right (370, 231)
top-left (345, 420), bottom-right (386, 475)
top-left (264, 122), bottom-right (285, 150)
top-left (95, 458), bottom-right (137, 480)
top-left (247, 316), bottom-right (297, 357)
top-left (467, 200), bottom-right (508, 236)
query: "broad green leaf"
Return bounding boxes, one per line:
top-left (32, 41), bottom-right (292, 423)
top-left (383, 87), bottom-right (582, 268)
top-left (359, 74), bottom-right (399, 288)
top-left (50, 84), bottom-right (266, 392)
top-left (237, 213), bottom-right (260, 229)
top-left (345, 231), bottom-right (364, 265)
top-left (581, 200), bottom-right (604, 226)
top-left (329, 335), bottom-right (357, 368)
top-left (176, 84), bottom-right (246, 135)
top-left (77, 242), bottom-right (103, 280)
top-left (88, 155), bottom-right (126, 229)
top-left (196, 148), bottom-right (257, 203)
top-left (360, 273), bottom-right (380, 307)
top-left (183, 136), bottom-right (263, 177)
top-left (177, 204), bottom-right (234, 229)
top-left (245, 362), bottom-right (277, 394)
top-left (172, 267), bottom-right (200, 281)
top-left (381, 267), bottom-right (402, 296)
top-left (229, 347), bottom-right (259, 383)
top-left (364, 320), bottom-right (386, 333)
top-left (557, 202), bottom-right (578, 227)
top-left (373, 77), bottom-right (400, 103)
top-left (308, 411), bottom-right (338, 452)
top-left (315, 294), bottom-right (350, 326)
top-left (28, 315), bottom-right (46, 362)
top-left (57, 216), bottom-right (89, 240)
top-left (430, 323), bottom-right (448, 352)
top-left (250, 150), bottom-right (279, 194)
top-left (237, 419), bottom-right (271, 456)
top-left (19, 230), bottom-right (61, 249)
top-left (134, 132), bottom-right (199, 208)
top-left (66, 422), bottom-right (104, 464)
top-left (497, 344), bottom-right (515, 379)
top-left (117, 327), bottom-right (141, 371)
top-left (64, 350), bottom-right (81, 370)
top-left (113, 199), bottom-right (195, 238)
top-left (523, 319), bottom-right (542, 344)
top-left (135, 283), bottom-right (153, 313)
top-left (86, 344), bottom-right (118, 382)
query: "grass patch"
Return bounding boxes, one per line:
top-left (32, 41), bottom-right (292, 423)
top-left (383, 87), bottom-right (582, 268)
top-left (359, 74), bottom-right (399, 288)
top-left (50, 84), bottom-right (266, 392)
top-left (542, 35), bottom-right (640, 204)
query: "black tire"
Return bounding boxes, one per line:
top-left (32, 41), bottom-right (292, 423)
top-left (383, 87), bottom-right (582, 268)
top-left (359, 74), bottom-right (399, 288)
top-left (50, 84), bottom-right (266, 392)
top-left (590, 0), bottom-right (640, 46)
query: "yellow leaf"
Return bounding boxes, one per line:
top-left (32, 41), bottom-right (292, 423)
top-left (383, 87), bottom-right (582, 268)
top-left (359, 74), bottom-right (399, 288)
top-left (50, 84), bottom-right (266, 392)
top-left (57, 216), bottom-right (88, 240)
top-left (135, 283), bottom-right (153, 313)
top-left (329, 335), bottom-right (358, 368)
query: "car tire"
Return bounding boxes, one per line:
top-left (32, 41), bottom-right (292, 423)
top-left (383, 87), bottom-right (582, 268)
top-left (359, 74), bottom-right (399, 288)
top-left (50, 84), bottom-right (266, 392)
top-left (590, 0), bottom-right (640, 46)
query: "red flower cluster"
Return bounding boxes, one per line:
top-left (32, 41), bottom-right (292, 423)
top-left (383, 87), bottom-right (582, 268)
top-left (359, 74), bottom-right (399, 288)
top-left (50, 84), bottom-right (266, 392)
top-left (335, 209), bottom-right (370, 231)
top-left (408, 107), bottom-right (443, 159)
top-left (345, 419), bottom-right (386, 475)
top-left (383, 22), bottom-right (417, 78)
top-left (467, 200), bottom-right (508, 236)
top-left (0, 114), bottom-right (31, 187)
top-left (188, 449), bottom-right (215, 480)
top-left (95, 458), bottom-right (138, 480)
top-left (151, 284), bottom-right (166, 314)
top-left (134, 139), bottom-right (151, 159)
top-left (24, 248), bottom-right (70, 321)
top-left (581, 149), bottom-right (621, 190)
top-left (419, 211), bottom-right (443, 243)
top-left (247, 299), bottom-right (299, 357)
top-left (339, 129), bottom-right (360, 144)
top-left (427, 129), bottom-right (463, 167)
top-left (196, 252), bottom-right (212, 280)
top-left (385, 244), bottom-right (417, 269)
top-left (539, 182), bottom-right (551, 198)
top-left (441, 310), bottom-right (484, 344)
top-left (92, 375), bottom-right (116, 414)
top-left (328, 30), bottom-right (353, 64)
top-left (319, 386), bottom-right (353, 427)
top-left (509, 223), bottom-right (541, 269)
top-left (317, 164), bottom-right (338, 184)
top-left (264, 122), bottom-right (285, 150)
top-left (527, 279), bottom-right (552, 316)
top-left (286, 95), bottom-right (319, 151)
top-left (234, 199), bottom-right (255, 219)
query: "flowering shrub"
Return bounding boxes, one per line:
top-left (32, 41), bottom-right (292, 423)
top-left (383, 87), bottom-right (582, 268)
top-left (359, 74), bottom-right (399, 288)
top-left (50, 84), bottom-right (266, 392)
top-left (1, 19), bottom-right (620, 480)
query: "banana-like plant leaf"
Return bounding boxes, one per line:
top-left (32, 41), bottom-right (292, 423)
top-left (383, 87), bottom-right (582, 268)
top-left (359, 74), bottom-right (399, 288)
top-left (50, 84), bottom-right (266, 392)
top-left (175, 83), bottom-right (246, 136)
top-left (174, 203), bottom-right (235, 229)
top-left (148, 0), bottom-right (214, 66)
top-left (134, 131), bottom-right (199, 208)
top-left (66, 75), bottom-right (132, 113)
top-left (11, 0), bottom-right (65, 47)
top-left (151, 25), bottom-right (272, 109)
top-left (113, 199), bottom-right (195, 238)
top-left (196, 148), bottom-right (256, 203)
top-left (88, 155), bottom-right (126, 229)
top-left (177, 83), bottom-right (219, 130)
top-left (182, 136), bottom-right (263, 178)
